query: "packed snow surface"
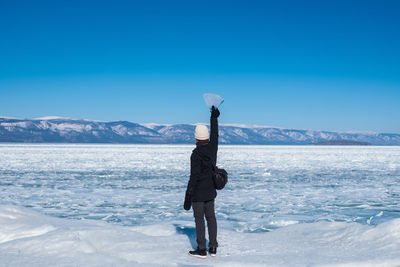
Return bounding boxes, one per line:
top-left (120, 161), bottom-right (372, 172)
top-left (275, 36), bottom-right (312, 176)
top-left (1, 144), bottom-right (400, 266)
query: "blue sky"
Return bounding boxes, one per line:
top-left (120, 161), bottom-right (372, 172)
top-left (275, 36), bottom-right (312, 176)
top-left (1, 0), bottom-right (399, 133)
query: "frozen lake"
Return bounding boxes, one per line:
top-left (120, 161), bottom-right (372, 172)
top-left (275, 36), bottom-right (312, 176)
top-left (1, 144), bottom-right (399, 230)
top-left (1, 144), bottom-right (400, 266)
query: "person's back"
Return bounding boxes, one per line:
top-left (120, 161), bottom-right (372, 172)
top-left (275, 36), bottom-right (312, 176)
top-left (189, 145), bottom-right (216, 202)
top-left (184, 106), bottom-right (220, 259)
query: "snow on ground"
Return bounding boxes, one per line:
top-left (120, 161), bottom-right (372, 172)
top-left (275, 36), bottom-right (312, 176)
top-left (1, 205), bottom-right (400, 267)
top-left (1, 145), bottom-right (400, 266)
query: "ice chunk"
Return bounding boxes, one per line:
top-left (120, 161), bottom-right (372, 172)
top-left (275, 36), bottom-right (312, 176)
top-left (203, 93), bottom-right (224, 109)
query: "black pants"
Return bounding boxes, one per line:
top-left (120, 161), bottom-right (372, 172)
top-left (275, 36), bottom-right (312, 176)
top-left (192, 199), bottom-right (218, 250)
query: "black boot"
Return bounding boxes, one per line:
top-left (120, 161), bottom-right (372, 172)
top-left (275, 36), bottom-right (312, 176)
top-left (209, 247), bottom-right (217, 257)
top-left (189, 248), bottom-right (207, 259)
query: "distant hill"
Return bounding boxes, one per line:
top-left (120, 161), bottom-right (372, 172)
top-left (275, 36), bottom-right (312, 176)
top-left (310, 140), bottom-right (371, 146)
top-left (1, 116), bottom-right (399, 145)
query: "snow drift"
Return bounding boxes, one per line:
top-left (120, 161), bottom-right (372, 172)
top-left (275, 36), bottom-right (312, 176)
top-left (1, 205), bottom-right (400, 266)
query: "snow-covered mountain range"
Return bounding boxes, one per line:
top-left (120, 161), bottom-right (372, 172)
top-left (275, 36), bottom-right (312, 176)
top-left (1, 116), bottom-right (399, 145)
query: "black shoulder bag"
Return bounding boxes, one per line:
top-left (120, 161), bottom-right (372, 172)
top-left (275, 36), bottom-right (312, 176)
top-left (195, 150), bottom-right (228, 190)
top-left (212, 162), bottom-right (228, 190)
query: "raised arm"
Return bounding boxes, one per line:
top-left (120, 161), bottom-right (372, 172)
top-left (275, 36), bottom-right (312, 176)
top-left (209, 106), bottom-right (220, 164)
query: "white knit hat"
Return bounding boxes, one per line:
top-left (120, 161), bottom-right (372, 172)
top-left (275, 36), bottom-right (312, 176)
top-left (195, 124), bottom-right (209, 140)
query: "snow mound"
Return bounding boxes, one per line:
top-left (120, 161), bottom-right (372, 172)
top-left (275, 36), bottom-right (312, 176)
top-left (1, 206), bottom-right (400, 266)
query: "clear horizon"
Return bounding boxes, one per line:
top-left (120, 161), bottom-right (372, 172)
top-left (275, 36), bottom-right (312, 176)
top-left (1, 1), bottom-right (399, 133)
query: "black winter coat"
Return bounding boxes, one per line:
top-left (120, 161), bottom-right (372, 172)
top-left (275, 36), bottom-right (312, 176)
top-left (185, 116), bottom-right (218, 202)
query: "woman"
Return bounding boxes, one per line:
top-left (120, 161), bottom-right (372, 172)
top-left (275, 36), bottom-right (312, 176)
top-left (184, 106), bottom-right (220, 259)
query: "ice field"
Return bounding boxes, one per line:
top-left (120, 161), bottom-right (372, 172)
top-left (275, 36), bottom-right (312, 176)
top-left (1, 144), bottom-right (400, 266)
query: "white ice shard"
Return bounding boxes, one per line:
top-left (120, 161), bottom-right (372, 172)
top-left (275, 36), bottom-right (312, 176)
top-left (203, 93), bottom-right (224, 109)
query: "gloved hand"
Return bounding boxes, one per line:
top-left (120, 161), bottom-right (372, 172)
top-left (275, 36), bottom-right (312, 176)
top-left (211, 106), bottom-right (220, 118)
top-left (184, 193), bottom-right (191, 211)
